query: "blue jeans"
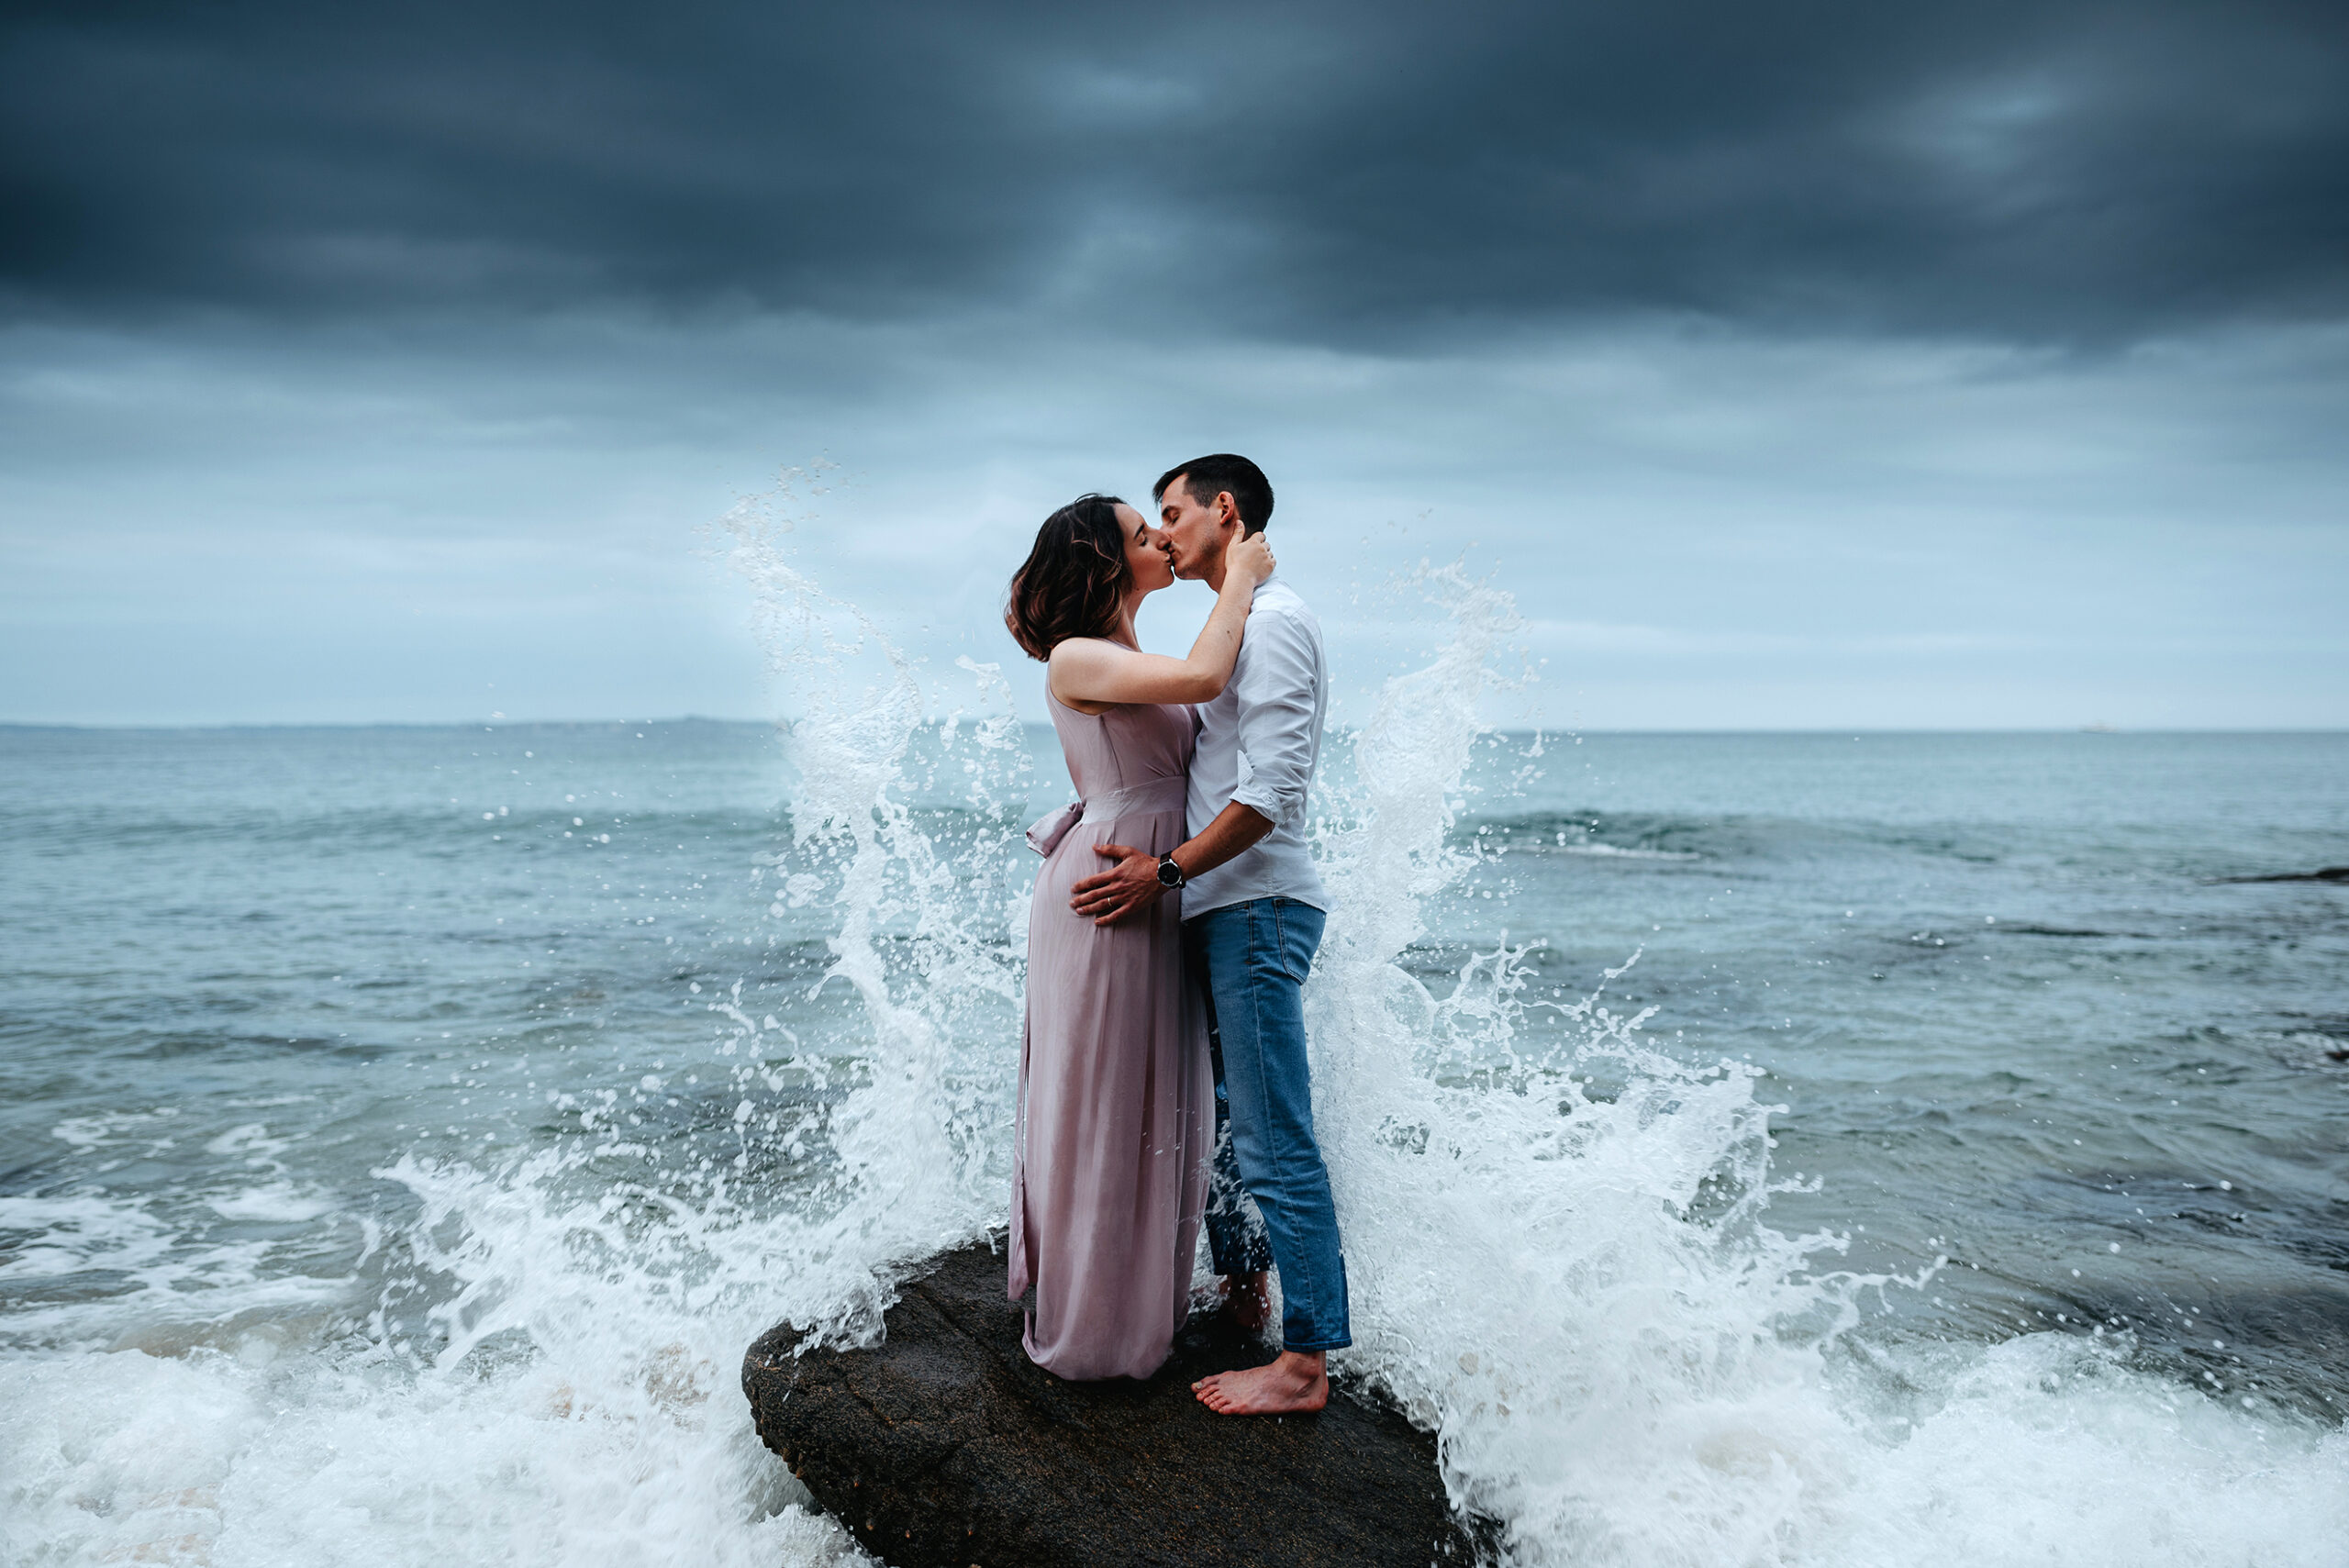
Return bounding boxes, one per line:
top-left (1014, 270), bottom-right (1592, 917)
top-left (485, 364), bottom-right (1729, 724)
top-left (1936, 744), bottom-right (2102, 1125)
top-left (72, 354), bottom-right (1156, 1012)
top-left (1184, 898), bottom-right (1351, 1352)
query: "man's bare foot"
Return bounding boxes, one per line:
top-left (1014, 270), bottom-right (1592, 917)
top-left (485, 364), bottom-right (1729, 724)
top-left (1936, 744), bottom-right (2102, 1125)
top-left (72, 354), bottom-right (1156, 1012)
top-left (1218, 1272), bottom-right (1271, 1334)
top-left (1192, 1350), bottom-right (1328, 1415)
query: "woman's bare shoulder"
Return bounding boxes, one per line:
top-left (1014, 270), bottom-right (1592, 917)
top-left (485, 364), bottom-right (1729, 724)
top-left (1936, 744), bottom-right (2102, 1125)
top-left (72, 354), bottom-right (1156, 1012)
top-left (1047, 636), bottom-right (1143, 674)
top-left (1047, 638), bottom-right (1132, 714)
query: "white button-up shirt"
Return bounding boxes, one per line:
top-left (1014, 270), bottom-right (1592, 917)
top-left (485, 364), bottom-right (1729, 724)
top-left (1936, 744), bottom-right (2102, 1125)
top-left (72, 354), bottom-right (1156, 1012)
top-left (1184, 576), bottom-right (1329, 917)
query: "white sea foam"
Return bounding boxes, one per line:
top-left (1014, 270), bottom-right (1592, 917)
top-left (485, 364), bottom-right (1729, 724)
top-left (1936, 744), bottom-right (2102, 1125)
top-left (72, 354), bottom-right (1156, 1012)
top-left (50, 1106), bottom-right (182, 1150)
top-left (0, 1180), bottom-right (355, 1322)
top-left (205, 1184), bottom-right (336, 1223)
top-left (4, 511), bottom-right (2343, 1566)
top-left (1556, 841), bottom-right (1701, 861)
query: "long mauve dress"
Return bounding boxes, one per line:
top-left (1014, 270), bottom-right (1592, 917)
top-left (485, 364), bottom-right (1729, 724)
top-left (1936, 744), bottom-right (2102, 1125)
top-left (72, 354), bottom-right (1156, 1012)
top-left (1008, 694), bottom-right (1213, 1381)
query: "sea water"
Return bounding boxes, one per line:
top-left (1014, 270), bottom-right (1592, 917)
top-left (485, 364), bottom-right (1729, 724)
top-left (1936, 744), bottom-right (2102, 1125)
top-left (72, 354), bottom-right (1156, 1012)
top-left (4, 540), bottom-right (2345, 1563)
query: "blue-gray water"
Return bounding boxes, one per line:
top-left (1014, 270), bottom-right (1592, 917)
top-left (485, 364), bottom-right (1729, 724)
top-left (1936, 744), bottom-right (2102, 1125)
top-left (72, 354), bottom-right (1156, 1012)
top-left (4, 717), bottom-right (2345, 1564)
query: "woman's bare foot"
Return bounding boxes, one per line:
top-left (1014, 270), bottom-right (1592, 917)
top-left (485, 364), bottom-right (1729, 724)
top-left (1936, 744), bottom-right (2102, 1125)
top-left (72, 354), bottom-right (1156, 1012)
top-left (1192, 1350), bottom-right (1328, 1415)
top-left (1218, 1272), bottom-right (1271, 1334)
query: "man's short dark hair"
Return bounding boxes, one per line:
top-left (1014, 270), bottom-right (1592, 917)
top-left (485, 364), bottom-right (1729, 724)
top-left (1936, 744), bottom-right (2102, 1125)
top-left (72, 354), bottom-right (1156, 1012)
top-left (1153, 454), bottom-right (1275, 535)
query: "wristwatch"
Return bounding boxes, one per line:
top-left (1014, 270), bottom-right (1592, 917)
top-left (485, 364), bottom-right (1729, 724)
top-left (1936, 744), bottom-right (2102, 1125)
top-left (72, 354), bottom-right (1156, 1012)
top-left (1155, 853), bottom-right (1186, 889)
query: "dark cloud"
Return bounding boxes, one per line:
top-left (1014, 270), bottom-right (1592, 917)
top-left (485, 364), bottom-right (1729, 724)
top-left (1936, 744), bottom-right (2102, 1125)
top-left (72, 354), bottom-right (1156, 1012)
top-left (4, 0), bottom-right (2345, 342)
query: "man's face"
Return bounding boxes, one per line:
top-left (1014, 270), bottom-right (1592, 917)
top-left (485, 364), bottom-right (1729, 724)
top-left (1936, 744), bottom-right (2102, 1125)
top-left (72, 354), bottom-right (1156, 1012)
top-left (1157, 476), bottom-right (1238, 581)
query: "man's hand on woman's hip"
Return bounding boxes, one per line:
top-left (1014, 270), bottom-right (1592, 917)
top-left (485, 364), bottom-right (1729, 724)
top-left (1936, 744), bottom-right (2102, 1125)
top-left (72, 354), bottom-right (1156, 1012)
top-left (1069, 844), bottom-right (1166, 926)
top-left (1070, 804), bottom-right (1275, 926)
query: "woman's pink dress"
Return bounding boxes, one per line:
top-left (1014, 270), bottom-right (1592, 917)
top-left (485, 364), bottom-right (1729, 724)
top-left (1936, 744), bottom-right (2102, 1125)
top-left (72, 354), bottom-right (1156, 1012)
top-left (1008, 694), bottom-right (1212, 1380)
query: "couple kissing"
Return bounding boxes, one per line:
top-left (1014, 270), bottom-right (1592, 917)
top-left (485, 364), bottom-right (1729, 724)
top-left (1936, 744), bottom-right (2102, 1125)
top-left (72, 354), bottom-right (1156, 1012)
top-left (1003, 453), bottom-right (1346, 1417)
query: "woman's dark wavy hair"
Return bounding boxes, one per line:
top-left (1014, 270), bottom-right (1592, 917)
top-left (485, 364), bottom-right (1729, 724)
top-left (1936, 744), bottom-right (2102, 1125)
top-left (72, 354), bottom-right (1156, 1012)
top-left (1005, 494), bottom-right (1132, 662)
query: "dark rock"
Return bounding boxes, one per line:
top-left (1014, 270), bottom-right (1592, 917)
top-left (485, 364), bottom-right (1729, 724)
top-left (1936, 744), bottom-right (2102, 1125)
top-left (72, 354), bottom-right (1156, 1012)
top-left (2210, 866), bottom-right (2349, 884)
top-left (742, 1241), bottom-right (1486, 1568)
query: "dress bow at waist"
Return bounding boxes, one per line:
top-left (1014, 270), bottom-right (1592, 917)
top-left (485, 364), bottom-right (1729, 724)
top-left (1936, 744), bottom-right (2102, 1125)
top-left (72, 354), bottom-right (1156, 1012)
top-left (1024, 774), bottom-right (1188, 857)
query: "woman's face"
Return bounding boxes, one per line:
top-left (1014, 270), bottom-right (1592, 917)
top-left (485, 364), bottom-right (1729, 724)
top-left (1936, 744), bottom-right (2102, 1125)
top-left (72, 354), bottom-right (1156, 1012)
top-left (1116, 502), bottom-right (1174, 595)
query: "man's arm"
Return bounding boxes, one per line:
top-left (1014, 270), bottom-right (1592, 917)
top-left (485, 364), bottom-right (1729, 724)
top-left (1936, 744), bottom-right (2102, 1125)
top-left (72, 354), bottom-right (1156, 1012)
top-left (1068, 801), bottom-right (1272, 925)
top-left (1225, 610), bottom-right (1319, 828)
top-left (1069, 611), bottom-right (1319, 925)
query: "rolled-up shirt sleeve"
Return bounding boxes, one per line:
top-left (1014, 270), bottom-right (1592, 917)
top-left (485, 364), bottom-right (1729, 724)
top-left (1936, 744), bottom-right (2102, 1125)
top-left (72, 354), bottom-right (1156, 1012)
top-left (1230, 610), bottom-right (1319, 826)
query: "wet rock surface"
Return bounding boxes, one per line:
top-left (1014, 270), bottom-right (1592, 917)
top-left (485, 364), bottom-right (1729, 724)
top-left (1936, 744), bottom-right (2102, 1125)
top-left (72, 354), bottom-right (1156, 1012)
top-left (741, 1242), bottom-right (1483, 1568)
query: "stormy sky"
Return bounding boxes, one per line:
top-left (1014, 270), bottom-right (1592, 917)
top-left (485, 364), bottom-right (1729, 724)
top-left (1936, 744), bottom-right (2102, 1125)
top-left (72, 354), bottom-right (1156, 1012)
top-left (5, 0), bottom-right (2344, 727)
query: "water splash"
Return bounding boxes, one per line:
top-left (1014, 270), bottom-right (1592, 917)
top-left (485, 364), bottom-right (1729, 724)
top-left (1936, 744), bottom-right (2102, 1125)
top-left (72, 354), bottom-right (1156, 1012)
top-left (706, 471), bottom-right (1031, 1340)
top-left (1287, 562), bottom-right (2343, 1566)
top-left (1300, 565), bottom-right (1855, 1557)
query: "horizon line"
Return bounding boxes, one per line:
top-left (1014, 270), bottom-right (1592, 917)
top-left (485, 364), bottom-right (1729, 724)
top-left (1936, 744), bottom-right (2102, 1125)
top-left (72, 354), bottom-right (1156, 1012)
top-left (6, 717), bottom-right (2345, 737)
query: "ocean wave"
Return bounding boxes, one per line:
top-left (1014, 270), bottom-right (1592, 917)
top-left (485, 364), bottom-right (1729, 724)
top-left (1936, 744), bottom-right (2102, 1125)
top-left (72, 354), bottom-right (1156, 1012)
top-left (1554, 841), bottom-right (1704, 861)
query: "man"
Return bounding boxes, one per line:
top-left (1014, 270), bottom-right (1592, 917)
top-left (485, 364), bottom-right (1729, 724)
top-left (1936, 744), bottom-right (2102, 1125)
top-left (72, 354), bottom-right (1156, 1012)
top-left (1068, 452), bottom-right (1347, 1417)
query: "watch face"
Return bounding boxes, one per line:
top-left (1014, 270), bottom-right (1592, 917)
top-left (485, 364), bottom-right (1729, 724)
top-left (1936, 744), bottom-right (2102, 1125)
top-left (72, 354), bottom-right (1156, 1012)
top-left (1157, 858), bottom-right (1183, 886)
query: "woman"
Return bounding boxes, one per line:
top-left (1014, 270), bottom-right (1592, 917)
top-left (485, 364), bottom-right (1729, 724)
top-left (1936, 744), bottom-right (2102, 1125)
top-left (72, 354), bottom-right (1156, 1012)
top-left (1003, 493), bottom-right (1275, 1380)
